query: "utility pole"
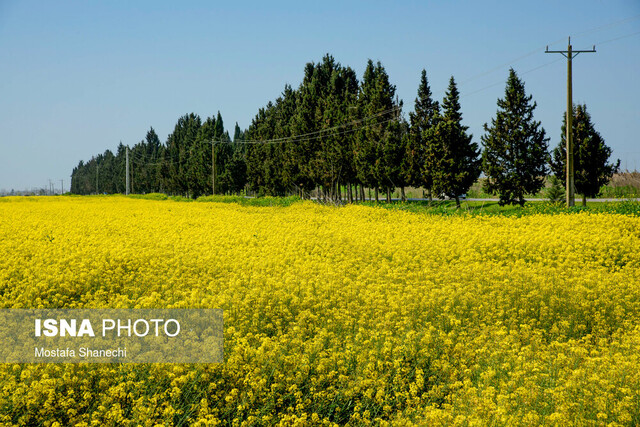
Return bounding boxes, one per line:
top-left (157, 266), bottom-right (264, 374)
top-left (212, 140), bottom-right (216, 195)
top-left (126, 146), bottom-right (130, 195)
top-left (546, 37), bottom-right (595, 207)
top-left (96, 165), bottom-right (99, 194)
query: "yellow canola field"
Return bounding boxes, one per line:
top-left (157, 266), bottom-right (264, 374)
top-left (0, 196), bottom-right (639, 426)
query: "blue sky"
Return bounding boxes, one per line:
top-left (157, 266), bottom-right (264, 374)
top-left (1, 0), bottom-right (639, 191)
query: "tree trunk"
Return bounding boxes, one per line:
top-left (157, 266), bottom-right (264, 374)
top-left (348, 183), bottom-right (353, 203)
top-left (386, 187), bottom-right (391, 203)
top-left (374, 188), bottom-right (379, 203)
top-left (401, 186), bottom-right (406, 202)
top-left (428, 188), bottom-right (433, 204)
top-left (582, 194), bottom-right (587, 207)
top-left (360, 185), bottom-right (365, 202)
top-left (455, 195), bottom-right (460, 209)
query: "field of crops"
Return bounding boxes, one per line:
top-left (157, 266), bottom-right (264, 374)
top-left (1, 196), bottom-right (639, 426)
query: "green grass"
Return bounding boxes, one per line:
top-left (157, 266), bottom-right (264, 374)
top-left (128, 192), bottom-right (169, 201)
top-left (366, 199), bottom-right (640, 216)
top-left (127, 193), bottom-right (301, 206)
top-left (195, 195), bottom-right (302, 207)
top-left (598, 185), bottom-right (640, 199)
top-left (125, 193), bottom-right (640, 216)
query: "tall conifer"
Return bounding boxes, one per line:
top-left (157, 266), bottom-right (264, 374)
top-left (482, 69), bottom-right (548, 206)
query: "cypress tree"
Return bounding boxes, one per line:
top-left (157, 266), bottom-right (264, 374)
top-left (424, 77), bottom-right (481, 208)
top-left (482, 68), bottom-right (549, 206)
top-left (144, 127), bottom-right (163, 193)
top-left (549, 104), bottom-right (620, 205)
top-left (407, 69), bottom-right (440, 201)
top-left (355, 60), bottom-right (400, 202)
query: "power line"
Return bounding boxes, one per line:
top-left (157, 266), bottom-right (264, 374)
top-left (463, 58), bottom-right (563, 97)
top-left (572, 14), bottom-right (640, 39)
top-left (595, 30), bottom-right (640, 46)
top-left (455, 20), bottom-right (636, 100)
top-left (208, 105), bottom-right (402, 145)
top-left (221, 116), bottom-right (400, 146)
top-left (456, 14), bottom-right (640, 89)
top-left (459, 39), bottom-right (566, 86)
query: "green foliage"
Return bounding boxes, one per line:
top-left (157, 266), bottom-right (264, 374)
top-left (164, 113), bottom-right (202, 196)
top-left (406, 69), bottom-right (440, 192)
top-left (424, 77), bottom-right (481, 208)
top-left (353, 60), bottom-right (405, 202)
top-left (482, 68), bottom-right (549, 206)
top-left (128, 193), bottom-right (168, 200)
top-left (546, 175), bottom-right (565, 204)
top-left (549, 104), bottom-right (620, 204)
top-left (169, 195), bottom-right (194, 202)
top-left (245, 55), bottom-right (395, 202)
top-left (598, 184), bottom-right (640, 199)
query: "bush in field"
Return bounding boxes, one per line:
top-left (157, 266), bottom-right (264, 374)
top-left (546, 175), bottom-right (565, 204)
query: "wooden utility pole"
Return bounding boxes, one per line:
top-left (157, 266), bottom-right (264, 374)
top-left (126, 146), bottom-right (130, 195)
top-left (212, 140), bottom-right (216, 195)
top-left (546, 37), bottom-right (595, 207)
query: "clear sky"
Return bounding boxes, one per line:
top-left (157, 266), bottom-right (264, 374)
top-left (1, 0), bottom-right (639, 192)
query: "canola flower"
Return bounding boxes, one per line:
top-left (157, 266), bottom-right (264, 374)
top-left (0, 196), bottom-right (639, 426)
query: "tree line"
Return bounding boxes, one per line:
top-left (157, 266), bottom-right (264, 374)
top-left (71, 54), bottom-right (618, 206)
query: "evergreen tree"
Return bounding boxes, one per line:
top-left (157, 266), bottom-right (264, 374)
top-left (164, 113), bottom-right (202, 196)
top-left (233, 122), bottom-right (244, 142)
top-left (274, 85), bottom-right (298, 194)
top-left (546, 175), bottom-right (564, 204)
top-left (354, 60), bottom-right (380, 200)
top-left (230, 122), bottom-right (248, 194)
top-left (188, 116), bottom-right (215, 197)
top-left (317, 60), bottom-right (360, 202)
top-left (212, 111), bottom-right (234, 195)
top-left (144, 127), bottom-right (164, 193)
top-left (114, 142), bottom-right (128, 194)
top-left (549, 104), bottom-right (620, 205)
top-left (407, 69), bottom-right (440, 201)
top-left (246, 102), bottom-right (287, 196)
top-left (375, 64), bottom-right (404, 203)
top-left (339, 66), bottom-right (360, 202)
top-left (354, 60), bottom-right (401, 202)
top-left (290, 63), bottom-right (320, 195)
top-left (482, 68), bottom-right (549, 206)
top-left (424, 77), bottom-right (481, 208)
